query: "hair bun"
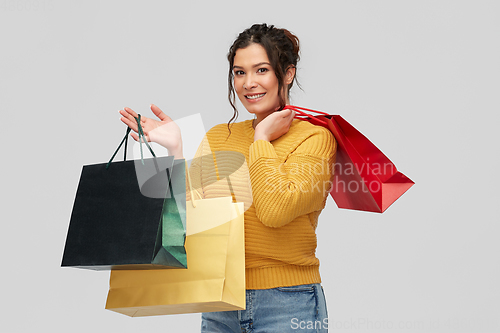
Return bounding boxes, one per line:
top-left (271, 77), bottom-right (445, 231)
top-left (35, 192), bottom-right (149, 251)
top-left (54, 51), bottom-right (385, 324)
top-left (282, 28), bottom-right (300, 60)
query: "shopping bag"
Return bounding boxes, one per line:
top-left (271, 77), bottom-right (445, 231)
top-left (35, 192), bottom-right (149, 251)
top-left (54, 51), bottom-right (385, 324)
top-left (61, 117), bottom-right (187, 270)
top-left (287, 105), bottom-right (414, 213)
top-left (105, 190), bottom-right (245, 316)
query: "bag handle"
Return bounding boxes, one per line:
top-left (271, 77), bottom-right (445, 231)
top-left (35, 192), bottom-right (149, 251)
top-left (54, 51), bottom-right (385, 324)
top-left (285, 105), bottom-right (329, 126)
top-left (185, 155), bottom-right (242, 209)
top-left (185, 165), bottom-right (201, 208)
top-left (106, 114), bottom-right (156, 169)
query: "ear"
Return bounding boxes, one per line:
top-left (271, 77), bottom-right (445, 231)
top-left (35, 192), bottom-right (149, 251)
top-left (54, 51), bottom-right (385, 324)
top-left (285, 65), bottom-right (296, 85)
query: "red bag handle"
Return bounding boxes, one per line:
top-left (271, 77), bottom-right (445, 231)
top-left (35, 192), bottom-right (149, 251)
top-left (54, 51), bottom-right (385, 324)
top-left (284, 105), bottom-right (329, 116)
top-left (284, 105), bottom-right (329, 125)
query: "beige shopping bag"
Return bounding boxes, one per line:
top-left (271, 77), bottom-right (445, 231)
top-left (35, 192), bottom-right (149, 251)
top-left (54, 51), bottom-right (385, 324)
top-left (105, 193), bottom-right (245, 316)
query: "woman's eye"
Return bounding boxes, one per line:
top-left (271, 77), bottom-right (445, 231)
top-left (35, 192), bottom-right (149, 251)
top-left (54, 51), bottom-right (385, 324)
top-left (257, 68), bottom-right (268, 73)
top-left (234, 70), bottom-right (244, 76)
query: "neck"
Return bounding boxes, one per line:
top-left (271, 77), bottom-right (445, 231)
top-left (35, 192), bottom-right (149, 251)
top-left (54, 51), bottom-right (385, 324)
top-left (252, 98), bottom-right (290, 129)
top-left (253, 111), bottom-right (273, 129)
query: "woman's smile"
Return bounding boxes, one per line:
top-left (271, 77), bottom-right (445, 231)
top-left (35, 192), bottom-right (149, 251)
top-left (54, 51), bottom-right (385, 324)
top-left (245, 93), bottom-right (266, 101)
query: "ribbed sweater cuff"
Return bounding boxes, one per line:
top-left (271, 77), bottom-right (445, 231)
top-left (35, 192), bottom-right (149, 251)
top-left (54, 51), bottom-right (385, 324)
top-left (248, 140), bottom-right (278, 165)
top-left (245, 265), bottom-right (321, 290)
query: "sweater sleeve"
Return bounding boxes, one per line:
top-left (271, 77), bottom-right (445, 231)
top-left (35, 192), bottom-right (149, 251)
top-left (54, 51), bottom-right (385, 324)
top-left (248, 128), bottom-right (336, 228)
top-left (185, 133), bottom-right (211, 201)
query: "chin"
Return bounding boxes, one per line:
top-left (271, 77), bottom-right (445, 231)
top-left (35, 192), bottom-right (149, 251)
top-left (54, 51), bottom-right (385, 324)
top-left (244, 103), bottom-right (275, 116)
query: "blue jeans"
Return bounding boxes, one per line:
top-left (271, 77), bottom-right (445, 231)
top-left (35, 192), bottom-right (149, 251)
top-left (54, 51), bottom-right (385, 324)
top-left (201, 283), bottom-right (328, 333)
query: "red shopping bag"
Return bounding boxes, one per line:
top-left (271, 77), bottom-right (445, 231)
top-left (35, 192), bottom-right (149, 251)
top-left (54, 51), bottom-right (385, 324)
top-left (286, 105), bottom-right (414, 213)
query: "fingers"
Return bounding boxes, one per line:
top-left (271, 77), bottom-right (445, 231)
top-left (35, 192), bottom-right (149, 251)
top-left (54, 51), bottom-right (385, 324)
top-left (278, 109), bottom-right (294, 132)
top-left (131, 131), bottom-right (150, 142)
top-left (119, 111), bottom-right (139, 133)
top-left (150, 104), bottom-right (172, 122)
top-left (120, 104), bottom-right (171, 124)
top-left (276, 108), bottom-right (294, 125)
top-left (274, 108), bottom-right (294, 118)
top-left (120, 106), bottom-right (152, 133)
top-left (120, 115), bottom-right (137, 132)
top-left (130, 132), bottom-right (151, 142)
top-left (285, 109), bottom-right (295, 120)
top-left (130, 132), bottom-right (139, 142)
top-left (123, 106), bottom-right (139, 119)
top-left (282, 108), bottom-right (295, 118)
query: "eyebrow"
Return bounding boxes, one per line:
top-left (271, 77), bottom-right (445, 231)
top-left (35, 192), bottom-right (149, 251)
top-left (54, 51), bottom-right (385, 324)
top-left (233, 62), bottom-right (271, 70)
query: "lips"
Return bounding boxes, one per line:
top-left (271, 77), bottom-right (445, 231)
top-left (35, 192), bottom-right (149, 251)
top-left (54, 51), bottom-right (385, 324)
top-left (245, 93), bottom-right (266, 100)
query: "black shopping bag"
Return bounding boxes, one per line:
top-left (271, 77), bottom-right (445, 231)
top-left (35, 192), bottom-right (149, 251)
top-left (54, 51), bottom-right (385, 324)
top-left (61, 119), bottom-right (187, 270)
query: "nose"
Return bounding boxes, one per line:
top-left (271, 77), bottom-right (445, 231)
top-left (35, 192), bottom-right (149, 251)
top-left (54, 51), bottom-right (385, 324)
top-left (243, 74), bottom-right (257, 90)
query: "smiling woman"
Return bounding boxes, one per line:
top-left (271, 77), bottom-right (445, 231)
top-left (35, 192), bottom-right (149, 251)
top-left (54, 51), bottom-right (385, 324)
top-left (119, 23), bottom-right (335, 333)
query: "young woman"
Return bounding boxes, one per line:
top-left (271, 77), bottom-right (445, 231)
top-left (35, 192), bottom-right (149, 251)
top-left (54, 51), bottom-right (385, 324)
top-left (120, 23), bottom-right (335, 333)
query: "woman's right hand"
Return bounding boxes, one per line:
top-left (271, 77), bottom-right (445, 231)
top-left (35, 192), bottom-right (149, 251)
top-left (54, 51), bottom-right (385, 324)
top-left (254, 108), bottom-right (295, 142)
top-left (119, 104), bottom-right (183, 159)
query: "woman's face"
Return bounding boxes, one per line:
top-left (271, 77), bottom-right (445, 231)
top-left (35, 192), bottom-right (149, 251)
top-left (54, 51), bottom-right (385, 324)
top-left (232, 43), bottom-right (281, 119)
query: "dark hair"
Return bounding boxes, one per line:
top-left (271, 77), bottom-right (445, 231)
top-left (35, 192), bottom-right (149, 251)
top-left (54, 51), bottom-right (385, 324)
top-left (227, 23), bottom-right (301, 126)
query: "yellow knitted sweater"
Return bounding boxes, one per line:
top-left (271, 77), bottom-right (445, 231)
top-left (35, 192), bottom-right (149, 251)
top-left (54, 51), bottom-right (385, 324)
top-left (188, 118), bottom-right (336, 290)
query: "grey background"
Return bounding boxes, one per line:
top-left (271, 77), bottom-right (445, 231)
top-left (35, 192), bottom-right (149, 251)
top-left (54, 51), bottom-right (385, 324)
top-left (1, 1), bottom-right (499, 332)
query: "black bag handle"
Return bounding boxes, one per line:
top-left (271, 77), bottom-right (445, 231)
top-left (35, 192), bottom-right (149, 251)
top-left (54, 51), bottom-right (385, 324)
top-left (106, 114), bottom-right (157, 169)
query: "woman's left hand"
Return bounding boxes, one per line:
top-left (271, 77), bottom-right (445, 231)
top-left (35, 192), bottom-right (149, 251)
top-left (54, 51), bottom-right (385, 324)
top-left (254, 108), bottom-right (295, 142)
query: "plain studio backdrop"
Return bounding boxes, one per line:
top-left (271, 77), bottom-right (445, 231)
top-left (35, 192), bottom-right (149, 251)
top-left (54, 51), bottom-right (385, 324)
top-left (1, 1), bottom-right (498, 332)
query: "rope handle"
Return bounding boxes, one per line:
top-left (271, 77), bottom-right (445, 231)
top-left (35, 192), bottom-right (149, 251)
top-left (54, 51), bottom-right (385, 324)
top-left (106, 114), bottom-right (156, 169)
top-left (136, 114), bottom-right (156, 163)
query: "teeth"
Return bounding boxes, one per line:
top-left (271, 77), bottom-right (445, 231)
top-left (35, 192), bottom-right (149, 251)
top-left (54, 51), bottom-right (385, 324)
top-left (246, 93), bottom-right (265, 100)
